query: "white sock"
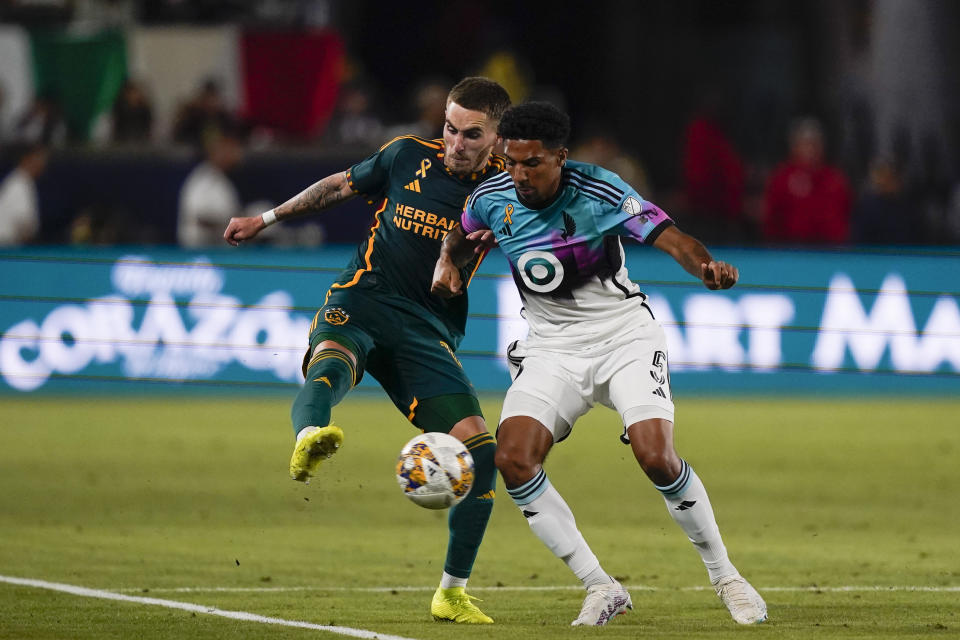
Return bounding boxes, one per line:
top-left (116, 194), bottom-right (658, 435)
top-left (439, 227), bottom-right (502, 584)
top-left (656, 460), bottom-right (737, 583)
top-left (295, 425), bottom-right (318, 443)
top-left (440, 571), bottom-right (467, 589)
top-left (507, 470), bottom-right (612, 588)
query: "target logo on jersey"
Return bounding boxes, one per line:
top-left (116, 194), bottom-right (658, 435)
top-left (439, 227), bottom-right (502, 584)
top-left (517, 250), bottom-right (566, 293)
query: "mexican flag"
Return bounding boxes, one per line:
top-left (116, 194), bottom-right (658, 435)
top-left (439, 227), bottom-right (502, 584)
top-left (0, 25), bottom-right (343, 143)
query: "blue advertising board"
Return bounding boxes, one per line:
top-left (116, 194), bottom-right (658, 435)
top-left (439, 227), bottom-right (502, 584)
top-left (1, 246), bottom-right (957, 395)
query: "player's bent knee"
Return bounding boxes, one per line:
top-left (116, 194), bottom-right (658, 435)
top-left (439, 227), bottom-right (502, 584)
top-left (636, 450), bottom-right (682, 485)
top-left (635, 449), bottom-right (677, 471)
top-left (494, 446), bottom-right (539, 487)
top-left (495, 415), bottom-right (553, 487)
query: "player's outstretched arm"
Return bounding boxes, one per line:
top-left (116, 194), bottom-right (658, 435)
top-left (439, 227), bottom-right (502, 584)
top-left (652, 225), bottom-right (738, 290)
top-left (223, 171), bottom-right (356, 246)
top-left (432, 226), bottom-right (482, 298)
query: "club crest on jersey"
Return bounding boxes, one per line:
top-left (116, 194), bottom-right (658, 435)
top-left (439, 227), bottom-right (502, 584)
top-left (622, 196), bottom-right (644, 216)
top-left (560, 211), bottom-right (576, 241)
top-left (324, 307), bottom-right (350, 326)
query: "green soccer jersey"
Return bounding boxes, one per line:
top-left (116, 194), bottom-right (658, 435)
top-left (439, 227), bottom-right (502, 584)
top-left (337, 135), bottom-right (504, 345)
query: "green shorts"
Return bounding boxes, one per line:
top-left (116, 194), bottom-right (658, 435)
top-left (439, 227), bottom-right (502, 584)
top-left (304, 288), bottom-right (481, 425)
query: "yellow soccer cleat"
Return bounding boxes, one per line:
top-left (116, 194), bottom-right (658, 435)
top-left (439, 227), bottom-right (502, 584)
top-left (431, 586), bottom-right (494, 624)
top-left (289, 425), bottom-right (344, 482)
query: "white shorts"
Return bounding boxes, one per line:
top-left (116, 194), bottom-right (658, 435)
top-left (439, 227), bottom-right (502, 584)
top-left (499, 322), bottom-right (675, 443)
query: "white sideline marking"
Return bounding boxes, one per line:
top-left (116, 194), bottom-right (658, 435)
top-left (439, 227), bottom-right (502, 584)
top-left (110, 584), bottom-right (960, 594)
top-left (0, 575), bottom-right (420, 640)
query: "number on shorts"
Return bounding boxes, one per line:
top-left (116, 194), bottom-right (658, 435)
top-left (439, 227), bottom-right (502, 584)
top-left (650, 350), bottom-right (672, 400)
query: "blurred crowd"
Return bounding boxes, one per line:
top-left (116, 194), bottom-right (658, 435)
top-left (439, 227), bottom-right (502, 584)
top-left (673, 96), bottom-right (954, 248)
top-left (1, 63), bottom-right (958, 249)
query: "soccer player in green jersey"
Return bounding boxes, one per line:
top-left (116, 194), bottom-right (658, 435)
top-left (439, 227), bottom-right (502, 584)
top-left (223, 77), bottom-right (511, 624)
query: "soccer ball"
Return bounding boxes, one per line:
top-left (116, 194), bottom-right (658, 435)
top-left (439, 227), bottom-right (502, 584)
top-left (396, 432), bottom-right (475, 509)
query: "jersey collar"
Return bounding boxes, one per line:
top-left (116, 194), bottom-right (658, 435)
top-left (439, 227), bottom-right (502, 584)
top-left (438, 151), bottom-right (504, 182)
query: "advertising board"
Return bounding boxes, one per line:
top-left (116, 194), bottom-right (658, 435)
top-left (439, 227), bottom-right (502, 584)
top-left (1, 247), bottom-right (956, 394)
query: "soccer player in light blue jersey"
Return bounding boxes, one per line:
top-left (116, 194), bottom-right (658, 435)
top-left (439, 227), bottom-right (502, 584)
top-left (432, 102), bottom-right (767, 627)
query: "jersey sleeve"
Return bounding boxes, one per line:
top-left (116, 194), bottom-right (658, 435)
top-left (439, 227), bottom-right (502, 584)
top-left (609, 191), bottom-right (674, 245)
top-left (460, 194), bottom-right (489, 234)
top-left (594, 174), bottom-right (673, 245)
top-left (345, 138), bottom-right (405, 199)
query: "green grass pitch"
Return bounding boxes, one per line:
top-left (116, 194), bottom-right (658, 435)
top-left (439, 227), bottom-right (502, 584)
top-left (0, 394), bottom-right (957, 639)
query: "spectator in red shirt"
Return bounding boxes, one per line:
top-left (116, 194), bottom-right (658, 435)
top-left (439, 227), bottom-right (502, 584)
top-left (763, 118), bottom-right (851, 245)
top-left (683, 107), bottom-right (745, 221)
top-left (681, 89), bottom-right (747, 244)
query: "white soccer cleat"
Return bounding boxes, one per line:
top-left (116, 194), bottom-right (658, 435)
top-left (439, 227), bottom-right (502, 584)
top-left (713, 573), bottom-right (767, 624)
top-left (570, 580), bottom-right (632, 626)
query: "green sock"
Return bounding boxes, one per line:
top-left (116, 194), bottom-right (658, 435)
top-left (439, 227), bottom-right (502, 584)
top-left (290, 349), bottom-right (355, 437)
top-left (444, 433), bottom-right (497, 579)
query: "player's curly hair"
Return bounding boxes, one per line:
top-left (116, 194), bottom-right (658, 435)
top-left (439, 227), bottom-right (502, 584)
top-left (497, 102), bottom-right (571, 149)
top-left (447, 77), bottom-right (512, 122)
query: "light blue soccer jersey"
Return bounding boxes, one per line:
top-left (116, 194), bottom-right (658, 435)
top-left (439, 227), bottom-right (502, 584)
top-left (462, 159), bottom-right (673, 342)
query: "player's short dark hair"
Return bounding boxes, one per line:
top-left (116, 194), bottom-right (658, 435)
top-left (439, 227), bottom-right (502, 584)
top-left (498, 102), bottom-right (571, 149)
top-left (447, 77), bottom-right (512, 122)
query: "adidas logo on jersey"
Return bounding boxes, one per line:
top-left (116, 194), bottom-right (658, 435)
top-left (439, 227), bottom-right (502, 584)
top-left (404, 180), bottom-right (421, 192)
top-left (499, 204), bottom-right (514, 238)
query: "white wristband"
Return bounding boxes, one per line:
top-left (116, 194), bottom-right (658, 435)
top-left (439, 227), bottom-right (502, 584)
top-left (261, 209), bottom-right (278, 227)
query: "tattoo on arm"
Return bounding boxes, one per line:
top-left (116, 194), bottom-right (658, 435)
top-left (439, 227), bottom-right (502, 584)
top-left (274, 172), bottom-right (354, 221)
top-left (442, 227), bottom-right (478, 267)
